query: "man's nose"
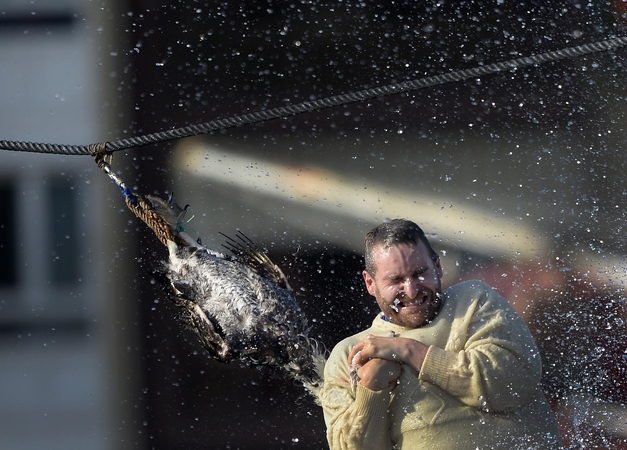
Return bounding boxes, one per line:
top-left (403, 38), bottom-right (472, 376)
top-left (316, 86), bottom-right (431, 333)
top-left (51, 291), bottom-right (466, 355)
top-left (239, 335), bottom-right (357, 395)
top-left (403, 278), bottom-right (419, 298)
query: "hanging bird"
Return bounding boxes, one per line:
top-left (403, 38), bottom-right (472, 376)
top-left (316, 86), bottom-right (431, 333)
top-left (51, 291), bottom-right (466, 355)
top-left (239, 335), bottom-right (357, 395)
top-left (94, 153), bottom-right (326, 397)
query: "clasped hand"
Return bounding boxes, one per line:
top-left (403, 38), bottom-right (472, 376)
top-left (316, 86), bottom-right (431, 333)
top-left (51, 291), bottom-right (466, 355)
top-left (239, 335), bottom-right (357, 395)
top-left (347, 334), bottom-right (429, 391)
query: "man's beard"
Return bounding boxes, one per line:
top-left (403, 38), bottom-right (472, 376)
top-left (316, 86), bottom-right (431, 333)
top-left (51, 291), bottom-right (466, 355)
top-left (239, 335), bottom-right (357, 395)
top-left (378, 284), bottom-right (442, 328)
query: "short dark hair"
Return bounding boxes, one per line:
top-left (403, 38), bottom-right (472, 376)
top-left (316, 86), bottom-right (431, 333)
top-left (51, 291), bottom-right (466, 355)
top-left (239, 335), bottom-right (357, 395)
top-left (364, 219), bottom-right (437, 275)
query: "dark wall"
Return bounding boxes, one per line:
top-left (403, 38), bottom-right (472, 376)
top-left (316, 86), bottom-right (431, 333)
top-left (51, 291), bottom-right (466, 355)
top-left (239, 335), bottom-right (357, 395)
top-left (126, 0), bottom-right (619, 136)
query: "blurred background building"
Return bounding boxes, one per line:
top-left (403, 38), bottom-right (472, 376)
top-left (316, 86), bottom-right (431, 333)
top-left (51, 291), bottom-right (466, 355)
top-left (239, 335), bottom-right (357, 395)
top-left (1, 0), bottom-right (627, 449)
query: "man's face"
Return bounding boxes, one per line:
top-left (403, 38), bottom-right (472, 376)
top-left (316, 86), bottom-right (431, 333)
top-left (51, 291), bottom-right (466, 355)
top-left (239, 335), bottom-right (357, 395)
top-left (363, 241), bottom-right (443, 329)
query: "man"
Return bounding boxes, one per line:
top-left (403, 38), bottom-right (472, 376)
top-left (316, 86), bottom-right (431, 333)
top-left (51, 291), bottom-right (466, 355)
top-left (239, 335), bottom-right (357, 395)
top-left (319, 219), bottom-right (562, 449)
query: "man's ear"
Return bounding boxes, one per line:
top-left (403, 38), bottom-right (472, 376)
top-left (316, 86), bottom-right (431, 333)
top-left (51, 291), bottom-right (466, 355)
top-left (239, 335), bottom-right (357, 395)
top-left (434, 254), bottom-right (443, 279)
top-left (362, 270), bottom-right (376, 297)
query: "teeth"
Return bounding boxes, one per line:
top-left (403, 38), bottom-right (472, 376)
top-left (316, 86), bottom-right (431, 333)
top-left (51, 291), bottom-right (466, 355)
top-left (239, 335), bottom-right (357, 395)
top-left (402, 297), bottom-right (427, 307)
top-left (391, 293), bottom-right (431, 311)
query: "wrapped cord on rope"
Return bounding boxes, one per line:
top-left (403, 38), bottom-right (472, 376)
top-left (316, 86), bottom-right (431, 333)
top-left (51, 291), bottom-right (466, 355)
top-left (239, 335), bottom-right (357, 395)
top-left (1, 35), bottom-right (627, 158)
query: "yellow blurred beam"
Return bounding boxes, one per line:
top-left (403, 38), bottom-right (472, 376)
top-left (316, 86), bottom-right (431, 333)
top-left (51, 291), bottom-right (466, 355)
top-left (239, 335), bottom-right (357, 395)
top-left (175, 143), bottom-right (550, 261)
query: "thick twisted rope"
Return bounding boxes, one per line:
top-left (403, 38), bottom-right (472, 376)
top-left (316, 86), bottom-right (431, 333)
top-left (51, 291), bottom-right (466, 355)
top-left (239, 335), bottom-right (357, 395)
top-left (2, 35), bottom-right (626, 157)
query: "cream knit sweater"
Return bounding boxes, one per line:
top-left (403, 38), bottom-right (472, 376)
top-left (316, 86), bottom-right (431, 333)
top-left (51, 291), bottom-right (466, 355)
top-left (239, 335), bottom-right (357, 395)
top-left (319, 280), bottom-right (562, 450)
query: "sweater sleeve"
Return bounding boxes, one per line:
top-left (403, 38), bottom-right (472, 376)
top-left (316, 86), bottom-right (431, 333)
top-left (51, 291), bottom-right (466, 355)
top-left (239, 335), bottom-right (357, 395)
top-left (319, 342), bottom-right (394, 450)
top-left (418, 281), bottom-right (543, 413)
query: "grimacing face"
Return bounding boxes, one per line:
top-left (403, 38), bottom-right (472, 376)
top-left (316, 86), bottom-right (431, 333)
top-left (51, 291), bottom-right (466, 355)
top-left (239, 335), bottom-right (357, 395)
top-left (363, 241), bottom-right (443, 329)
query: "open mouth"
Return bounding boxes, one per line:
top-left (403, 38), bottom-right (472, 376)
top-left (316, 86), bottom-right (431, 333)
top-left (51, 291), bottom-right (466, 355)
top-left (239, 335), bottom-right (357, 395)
top-left (390, 293), bottom-right (430, 312)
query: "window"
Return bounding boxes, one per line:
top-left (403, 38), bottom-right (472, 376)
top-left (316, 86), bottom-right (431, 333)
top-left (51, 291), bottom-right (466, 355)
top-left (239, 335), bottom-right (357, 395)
top-left (0, 183), bottom-right (16, 286)
top-left (48, 179), bottom-right (79, 285)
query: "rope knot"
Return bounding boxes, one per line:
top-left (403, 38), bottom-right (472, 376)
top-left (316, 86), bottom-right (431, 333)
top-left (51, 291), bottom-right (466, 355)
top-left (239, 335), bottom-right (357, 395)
top-left (88, 142), bottom-right (112, 170)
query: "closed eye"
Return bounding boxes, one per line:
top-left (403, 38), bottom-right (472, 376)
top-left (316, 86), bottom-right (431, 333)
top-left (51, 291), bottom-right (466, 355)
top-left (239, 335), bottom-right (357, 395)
top-left (386, 268), bottom-right (429, 285)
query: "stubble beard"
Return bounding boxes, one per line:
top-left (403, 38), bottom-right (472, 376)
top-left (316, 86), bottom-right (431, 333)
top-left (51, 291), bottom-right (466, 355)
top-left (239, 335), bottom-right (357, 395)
top-left (379, 284), bottom-right (442, 329)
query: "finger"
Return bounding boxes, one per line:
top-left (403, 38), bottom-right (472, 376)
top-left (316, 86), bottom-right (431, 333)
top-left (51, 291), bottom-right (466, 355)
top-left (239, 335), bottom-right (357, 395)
top-left (361, 340), bottom-right (399, 362)
top-left (349, 349), bottom-right (372, 368)
top-left (347, 342), bottom-right (365, 365)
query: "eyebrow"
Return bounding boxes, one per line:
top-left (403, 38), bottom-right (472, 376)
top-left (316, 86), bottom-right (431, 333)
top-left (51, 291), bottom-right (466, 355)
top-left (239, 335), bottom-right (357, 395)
top-left (385, 267), bottom-right (429, 280)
